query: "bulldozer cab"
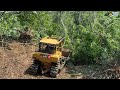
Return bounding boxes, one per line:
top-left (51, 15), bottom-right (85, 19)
top-left (39, 36), bottom-right (65, 54)
top-left (39, 43), bottom-right (56, 54)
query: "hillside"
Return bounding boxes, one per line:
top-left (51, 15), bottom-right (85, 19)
top-left (0, 11), bottom-right (120, 79)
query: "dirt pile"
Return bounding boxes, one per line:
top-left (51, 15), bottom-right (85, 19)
top-left (0, 42), bottom-right (36, 79)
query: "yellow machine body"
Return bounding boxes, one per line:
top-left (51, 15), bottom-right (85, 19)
top-left (32, 36), bottom-right (64, 64)
top-left (40, 37), bottom-right (60, 45)
top-left (33, 51), bottom-right (62, 63)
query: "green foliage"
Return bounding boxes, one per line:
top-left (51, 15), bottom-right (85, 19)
top-left (0, 11), bottom-right (120, 65)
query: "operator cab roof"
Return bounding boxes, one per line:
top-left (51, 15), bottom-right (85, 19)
top-left (40, 37), bottom-right (61, 45)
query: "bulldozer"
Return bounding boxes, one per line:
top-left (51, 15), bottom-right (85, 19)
top-left (28, 36), bottom-right (71, 78)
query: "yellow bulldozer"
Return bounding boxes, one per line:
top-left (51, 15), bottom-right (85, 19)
top-left (28, 36), bottom-right (71, 78)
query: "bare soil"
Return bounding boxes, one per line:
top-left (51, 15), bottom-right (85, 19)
top-left (0, 41), bottom-right (120, 79)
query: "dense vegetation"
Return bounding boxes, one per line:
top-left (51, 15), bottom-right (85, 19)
top-left (0, 11), bottom-right (120, 65)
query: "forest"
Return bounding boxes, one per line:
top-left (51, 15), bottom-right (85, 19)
top-left (0, 11), bottom-right (120, 79)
